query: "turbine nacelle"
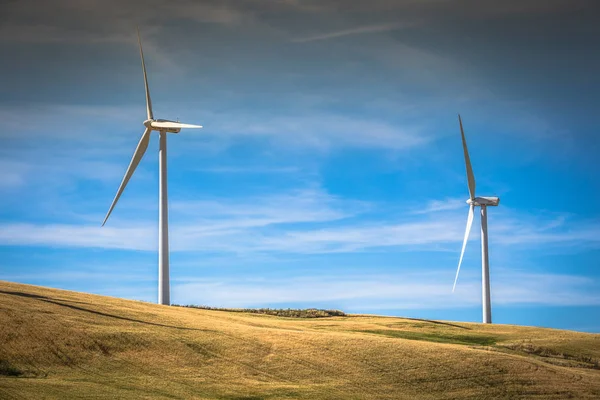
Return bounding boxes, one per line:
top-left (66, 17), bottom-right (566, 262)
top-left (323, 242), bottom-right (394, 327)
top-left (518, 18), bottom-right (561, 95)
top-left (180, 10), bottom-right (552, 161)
top-left (466, 196), bottom-right (500, 207)
top-left (144, 119), bottom-right (182, 134)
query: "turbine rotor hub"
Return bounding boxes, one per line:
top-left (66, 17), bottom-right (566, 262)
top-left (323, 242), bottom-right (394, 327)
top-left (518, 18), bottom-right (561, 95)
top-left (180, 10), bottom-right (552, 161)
top-left (467, 197), bottom-right (500, 207)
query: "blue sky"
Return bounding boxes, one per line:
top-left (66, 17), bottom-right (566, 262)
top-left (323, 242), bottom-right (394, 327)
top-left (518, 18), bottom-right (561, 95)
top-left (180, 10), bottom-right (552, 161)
top-left (1, 0), bottom-right (599, 332)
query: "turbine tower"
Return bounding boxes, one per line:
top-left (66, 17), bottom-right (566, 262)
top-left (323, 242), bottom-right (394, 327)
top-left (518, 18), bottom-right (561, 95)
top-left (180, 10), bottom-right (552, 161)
top-left (102, 28), bottom-right (202, 305)
top-left (452, 115), bottom-right (499, 324)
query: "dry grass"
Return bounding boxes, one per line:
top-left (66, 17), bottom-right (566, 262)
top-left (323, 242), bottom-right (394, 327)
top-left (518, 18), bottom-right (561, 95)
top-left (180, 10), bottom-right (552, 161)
top-left (1, 281), bottom-right (599, 399)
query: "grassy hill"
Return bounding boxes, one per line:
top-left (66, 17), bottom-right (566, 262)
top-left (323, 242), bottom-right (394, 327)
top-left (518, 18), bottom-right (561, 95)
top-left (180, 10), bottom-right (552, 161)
top-left (1, 281), bottom-right (599, 399)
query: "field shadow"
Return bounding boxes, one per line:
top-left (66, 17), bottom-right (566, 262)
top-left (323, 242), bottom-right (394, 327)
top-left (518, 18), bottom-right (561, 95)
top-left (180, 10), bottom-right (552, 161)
top-left (402, 317), bottom-right (471, 330)
top-left (0, 290), bottom-right (91, 305)
top-left (0, 290), bottom-right (207, 332)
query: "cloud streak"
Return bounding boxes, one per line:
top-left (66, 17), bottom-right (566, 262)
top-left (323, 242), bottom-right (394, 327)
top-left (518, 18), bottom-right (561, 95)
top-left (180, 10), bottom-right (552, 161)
top-left (1, 188), bottom-right (598, 254)
top-left (1, 102), bottom-right (429, 152)
top-left (172, 271), bottom-right (600, 309)
top-left (214, 113), bottom-right (430, 150)
top-left (195, 166), bottom-right (301, 174)
top-left (292, 23), bottom-right (409, 43)
top-left (412, 198), bottom-right (466, 214)
top-left (0, 0), bottom-right (247, 44)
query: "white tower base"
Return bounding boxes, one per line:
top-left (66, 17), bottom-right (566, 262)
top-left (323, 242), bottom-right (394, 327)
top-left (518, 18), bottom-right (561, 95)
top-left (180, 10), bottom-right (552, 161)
top-left (158, 131), bottom-right (170, 305)
top-left (480, 205), bottom-right (491, 323)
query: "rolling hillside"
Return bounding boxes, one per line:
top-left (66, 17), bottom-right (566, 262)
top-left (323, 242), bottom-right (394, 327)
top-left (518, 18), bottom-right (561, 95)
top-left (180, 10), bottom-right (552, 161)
top-left (1, 280), bottom-right (599, 399)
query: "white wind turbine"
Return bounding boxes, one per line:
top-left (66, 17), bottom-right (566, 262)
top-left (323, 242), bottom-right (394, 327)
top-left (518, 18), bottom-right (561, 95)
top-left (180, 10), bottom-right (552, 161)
top-left (452, 114), bottom-right (499, 324)
top-left (102, 28), bottom-right (202, 305)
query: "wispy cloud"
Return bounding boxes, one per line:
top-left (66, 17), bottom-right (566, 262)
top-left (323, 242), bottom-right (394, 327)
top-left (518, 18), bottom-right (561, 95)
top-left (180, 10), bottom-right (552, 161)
top-left (0, 0), bottom-right (247, 44)
top-left (214, 113), bottom-right (429, 150)
top-left (0, 223), bottom-right (156, 251)
top-left (494, 217), bottom-right (600, 247)
top-left (0, 103), bottom-right (139, 143)
top-left (1, 189), bottom-right (598, 254)
top-left (196, 166), bottom-right (300, 174)
top-left (1, 102), bottom-right (429, 152)
top-left (281, 0), bottom-right (582, 19)
top-left (0, 188), bottom-right (364, 251)
top-left (0, 160), bottom-right (31, 189)
top-left (412, 198), bottom-right (466, 214)
top-left (171, 188), bottom-right (367, 223)
top-left (172, 271), bottom-right (600, 309)
top-left (292, 23), bottom-right (409, 43)
top-left (247, 219), bottom-right (463, 254)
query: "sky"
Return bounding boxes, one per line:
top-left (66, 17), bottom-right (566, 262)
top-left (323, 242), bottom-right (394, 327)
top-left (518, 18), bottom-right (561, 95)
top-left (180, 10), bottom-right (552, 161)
top-left (1, 0), bottom-right (599, 332)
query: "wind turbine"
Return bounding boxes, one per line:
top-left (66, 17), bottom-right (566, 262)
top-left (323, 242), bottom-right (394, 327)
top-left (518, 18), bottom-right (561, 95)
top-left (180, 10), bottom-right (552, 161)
top-left (102, 28), bottom-right (203, 305)
top-left (452, 115), bottom-right (499, 324)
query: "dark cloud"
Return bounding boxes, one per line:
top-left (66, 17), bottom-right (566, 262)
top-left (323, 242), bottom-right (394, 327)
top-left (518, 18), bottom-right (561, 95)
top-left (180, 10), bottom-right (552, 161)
top-left (0, 0), bottom-right (598, 148)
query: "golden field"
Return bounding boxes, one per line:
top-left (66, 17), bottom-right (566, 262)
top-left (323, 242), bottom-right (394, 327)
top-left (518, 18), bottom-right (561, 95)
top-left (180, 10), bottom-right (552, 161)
top-left (1, 280), bottom-right (599, 399)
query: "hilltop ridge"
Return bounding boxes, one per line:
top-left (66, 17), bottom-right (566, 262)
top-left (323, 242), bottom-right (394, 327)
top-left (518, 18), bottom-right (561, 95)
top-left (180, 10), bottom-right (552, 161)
top-left (1, 280), bottom-right (599, 399)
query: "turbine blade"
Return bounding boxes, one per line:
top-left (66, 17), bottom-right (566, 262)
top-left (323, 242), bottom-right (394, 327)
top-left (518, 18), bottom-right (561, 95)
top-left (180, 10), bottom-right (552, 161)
top-left (102, 128), bottom-right (152, 226)
top-left (137, 27), bottom-right (153, 120)
top-left (453, 204), bottom-right (475, 292)
top-left (459, 114), bottom-right (476, 200)
top-left (151, 121), bottom-right (203, 129)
